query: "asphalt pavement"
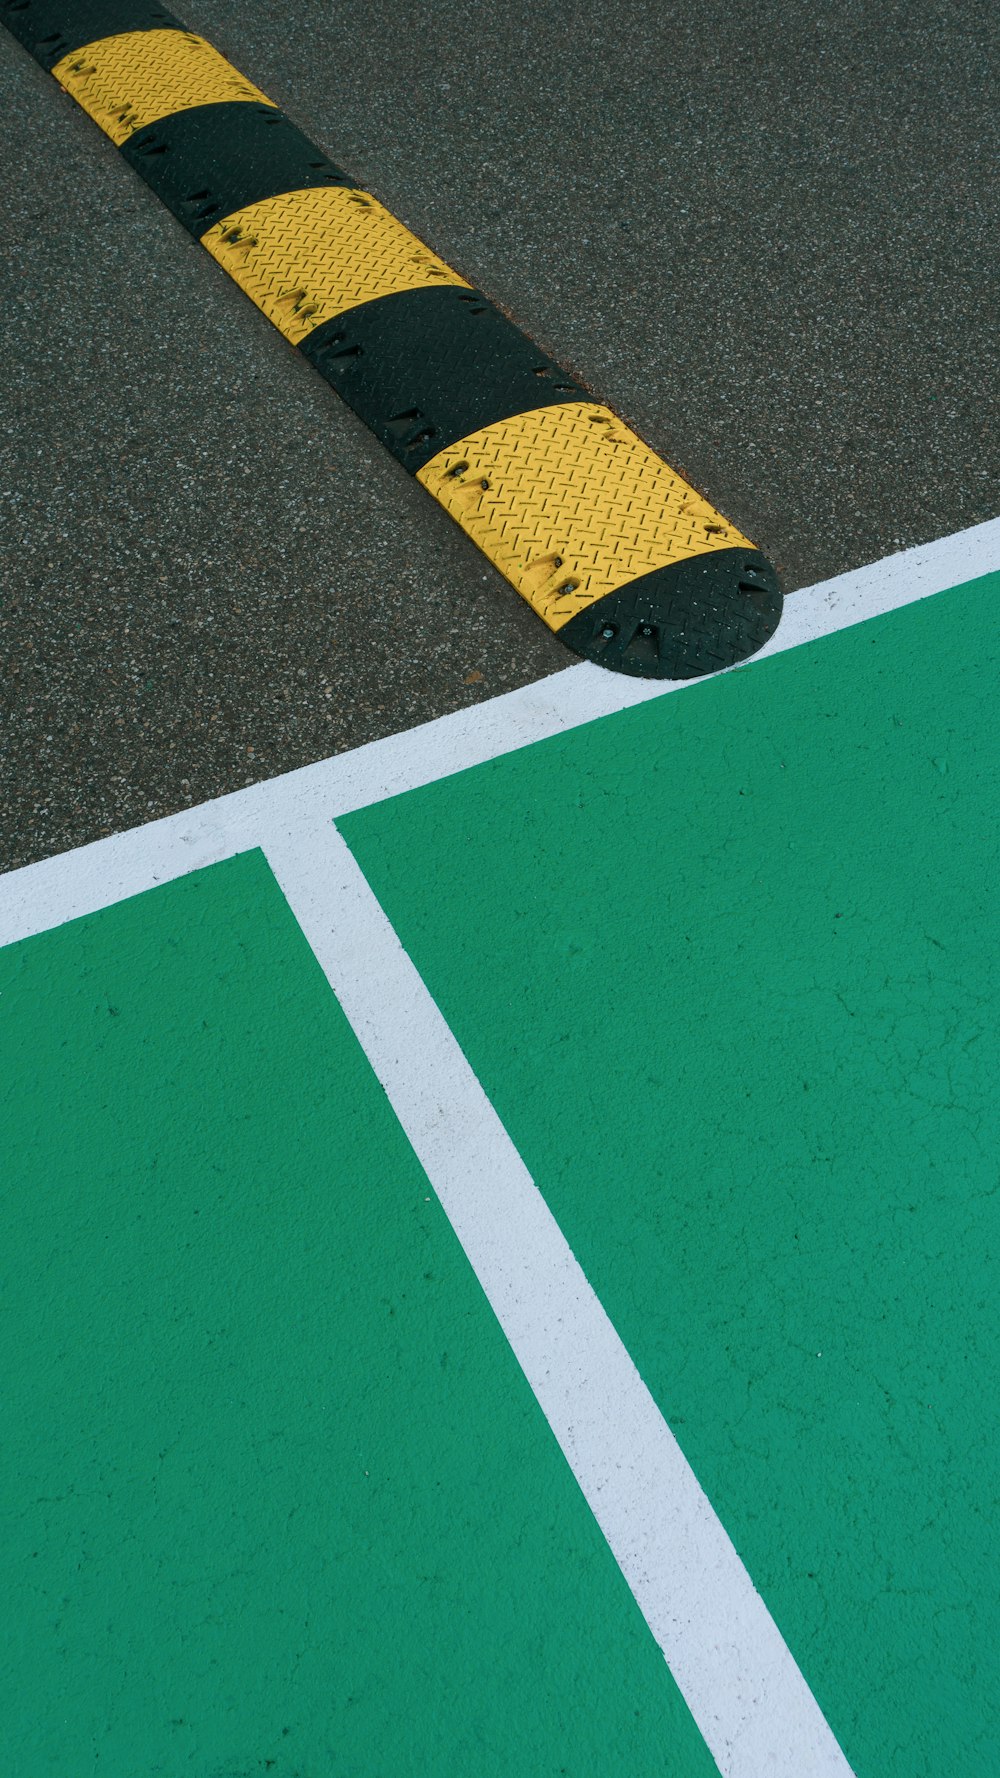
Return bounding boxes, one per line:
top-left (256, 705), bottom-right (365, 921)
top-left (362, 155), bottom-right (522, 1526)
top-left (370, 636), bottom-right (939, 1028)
top-left (2, 0), bottom-right (997, 870)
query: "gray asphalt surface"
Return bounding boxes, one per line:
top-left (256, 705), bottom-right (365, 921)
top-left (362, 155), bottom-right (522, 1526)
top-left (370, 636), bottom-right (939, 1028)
top-left (2, 0), bottom-right (998, 871)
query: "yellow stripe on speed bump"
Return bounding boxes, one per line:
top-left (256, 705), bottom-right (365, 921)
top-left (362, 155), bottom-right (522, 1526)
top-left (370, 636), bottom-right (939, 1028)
top-left (7, 0), bottom-right (783, 678)
top-left (418, 402), bottom-right (756, 630)
top-left (52, 29), bottom-right (272, 146)
top-left (201, 187), bottom-right (471, 345)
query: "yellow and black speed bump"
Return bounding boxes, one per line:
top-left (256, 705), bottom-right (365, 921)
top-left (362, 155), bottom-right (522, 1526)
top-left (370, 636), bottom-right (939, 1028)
top-left (2, 0), bottom-right (784, 679)
top-left (124, 104), bottom-right (350, 234)
top-left (2, 0), bottom-right (180, 68)
top-left (301, 285), bottom-right (592, 474)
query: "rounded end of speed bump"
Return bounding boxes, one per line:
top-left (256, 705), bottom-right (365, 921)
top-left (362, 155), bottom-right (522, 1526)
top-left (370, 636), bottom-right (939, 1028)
top-left (558, 548), bottom-right (783, 679)
top-left (1, 0), bottom-right (788, 683)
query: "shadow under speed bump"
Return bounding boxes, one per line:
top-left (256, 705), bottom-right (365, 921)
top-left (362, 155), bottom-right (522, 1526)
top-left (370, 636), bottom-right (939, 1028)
top-left (2, 0), bottom-right (783, 679)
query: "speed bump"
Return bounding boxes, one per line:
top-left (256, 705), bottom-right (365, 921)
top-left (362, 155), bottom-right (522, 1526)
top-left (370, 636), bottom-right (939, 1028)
top-left (2, 0), bottom-right (783, 678)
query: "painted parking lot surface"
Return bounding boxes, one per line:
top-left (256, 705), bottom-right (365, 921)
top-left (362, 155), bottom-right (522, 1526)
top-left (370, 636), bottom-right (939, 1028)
top-left (2, 529), bottom-right (998, 1775)
top-left (340, 565), bottom-right (1000, 1778)
top-left (2, 851), bottom-right (718, 1776)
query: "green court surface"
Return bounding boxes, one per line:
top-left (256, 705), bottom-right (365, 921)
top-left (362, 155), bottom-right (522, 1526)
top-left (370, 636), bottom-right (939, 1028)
top-left (0, 852), bottom-right (717, 1776)
top-left (339, 571), bottom-right (1000, 1778)
top-left (2, 567), bottom-right (998, 1777)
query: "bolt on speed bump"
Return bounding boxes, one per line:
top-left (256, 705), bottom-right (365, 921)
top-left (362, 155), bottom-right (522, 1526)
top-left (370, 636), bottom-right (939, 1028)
top-left (2, 0), bottom-right (784, 679)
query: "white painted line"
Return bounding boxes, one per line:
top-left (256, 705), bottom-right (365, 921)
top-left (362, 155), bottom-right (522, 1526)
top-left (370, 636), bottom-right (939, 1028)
top-left (1, 515), bottom-right (998, 947)
top-left (11, 522), bottom-right (991, 1768)
top-left (262, 818), bottom-right (856, 1778)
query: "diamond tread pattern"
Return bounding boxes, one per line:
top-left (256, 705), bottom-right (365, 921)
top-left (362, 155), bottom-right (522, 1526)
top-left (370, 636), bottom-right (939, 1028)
top-left (417, 402), bottom-right (756, 630)
top-left (201, 187), bottom-right (469, 347)
top-left (300, 285), bottom-right (591, 473)
top-left (52, 28), bottom-right (272, 147)
top-left (122, 102), bottom-right (350, 236)
top-left (2, 0), bottom-right (784, 677)
top-left (0, 0), bottom-right (180, 69)
top-left (560, 551), bottom-right (782, 676)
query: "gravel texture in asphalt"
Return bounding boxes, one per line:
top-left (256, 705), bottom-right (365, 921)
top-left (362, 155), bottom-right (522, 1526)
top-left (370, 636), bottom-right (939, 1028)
top-left (2, 0), bottom-right (997, 869)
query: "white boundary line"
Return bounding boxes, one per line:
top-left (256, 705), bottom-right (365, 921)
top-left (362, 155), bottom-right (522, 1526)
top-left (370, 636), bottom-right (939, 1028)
top-left (2, 515), bottom-right (998, 944)
top-left (3, 520), bottom-right (997, 1772)
top-left (263, 819), bottom-right (856, 1778)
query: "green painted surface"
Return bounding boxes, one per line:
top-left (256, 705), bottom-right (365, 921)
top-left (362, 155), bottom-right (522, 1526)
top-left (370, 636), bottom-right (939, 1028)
top-left (0, 851), bottom-right (719, 1778)
top-left (340, 573), bottom-right (1000, 1778)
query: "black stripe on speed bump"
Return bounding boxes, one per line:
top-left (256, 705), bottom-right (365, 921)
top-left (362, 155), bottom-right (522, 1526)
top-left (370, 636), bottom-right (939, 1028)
top-left (1, 0), bottom-right (785, 681)
top-left (300, 284), bottom-right (593, 474)
top-left (123, 103), bottom-right (350, 235)
top-left (559, 549), bottom-right (782, 678)
top-left (0, 0), bottom-right (179, 67)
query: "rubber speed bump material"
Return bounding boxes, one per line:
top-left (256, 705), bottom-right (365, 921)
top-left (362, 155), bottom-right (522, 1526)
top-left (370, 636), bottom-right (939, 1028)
top-left (201, 188), bottom-right (469, 346)
top-left (123, 103), bottom-right (350, 235)
top-left (558, 549), bottom-right (782, 679)
top-left (52, 30), bottom-right (272, 145)
top-left (301, 284), bottom-right (591, 473)
top-left (1, 0), bottom-right (784, 679)
top-left (1, 0), bottom-right (182, 70)
top-left (419, 401), bottom-right (761, 628)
